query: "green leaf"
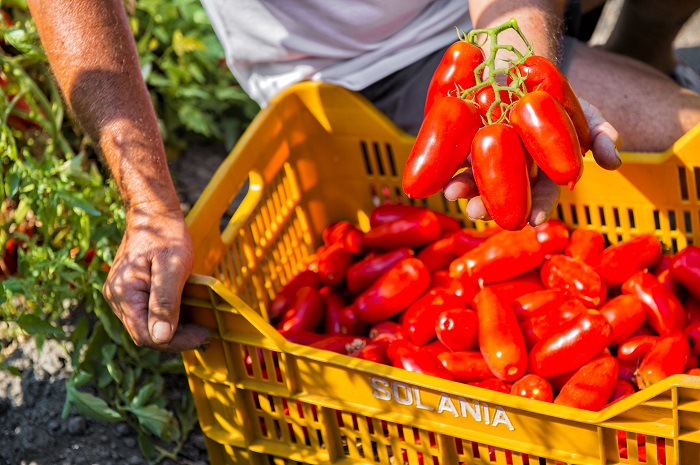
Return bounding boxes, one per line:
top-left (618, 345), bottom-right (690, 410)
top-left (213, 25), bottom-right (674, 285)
top-left (5, 171), bottom-right (19, 199)
top-left (127, 403), bottom-right (175, 439)
top-left (17, 313), bottom-right (65, 336)
top-left (131, 383), bottom-right (155, 408)
top-left (137, 433), bottom-right (157, 461)
top-left (66, 382), bottom-right (123, 423)
top-left (55, 188), bottom-right (100, 216)
top-left (12, 198), bottom-right (30, 223)
top-left (0, 362), bottom-right (21, 377)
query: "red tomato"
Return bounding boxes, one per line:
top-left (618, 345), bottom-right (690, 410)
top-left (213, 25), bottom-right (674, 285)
top-left (534, 219), bottom-right (570, 256)
top-left (369, 321), bottom-right (405, 342)
top-left (364, 211), bottom-right (442, 251)
top-left (404, 97), bottom-right (482, 199)
top-left (309, 335), bottom-right (370, 355)
top-left (468, 85), bottom-right (514, 122)
top-left (471, 123), bottom-right (532, 230)
top-left (474, 287), bottom-right (527, 381)
top-left (424, 40), bottom-right (484, 116)
top-left (422, 339), bottom-right (451, 358)
top-left (316, 243), bottom-right (354, 287)
top-left (512, 288), bottom-right (568, 322)
top-left (515, 55), bottom-right (591, 154)
top-left (686, 353), bottom-right (699, 372)
top-left (450, 228), bottom-right (544, 284)
top-left (485, 270), bottom-right (545, 304)
top-left (617, 335), bottom-right (659, 362)
top-left (351, 340), bottom-right (391, 365)
top-left (685, 321), bottom-right (700, 355)
top-left (617, 357), bottom-right (638, 383)
top-left (519, 299), bottom-right (587, 349)
top-left (435, 307), bottom-right (478, 352)
top-left (437, 350), bottom-right (492, 383)
top-left (320, 286), bottom-right (349, 334)
top-left (564, 228), bottom-right (606, 266)
top-left (469, 378), bottom-right (512, 393)
top-left (345, 248), bottom-right (413, 295)
top-left (322, 221), bottom-right (365, 255)
top-left (687, 296), bottom-right (700, 324)
top-left (277, 286), bottom-right (325, 332)
top-left (452, 228), bottom-right (492, 256)
top-left (608, 379), bottom-right (636, 404)
top-left (510, 91), bottom-right (583, 189)
top-left (354, 257), bottom-right (430, 324)
top-left (657, 269), bottom-right (685, 299)
top-left (595, 235), bottom-right (662, 288)
top-left (428, 270), bottom-right (477, 305)
top-left (416, 232), bottom-right (457, 273)
top-left (369, 204), bottom-right (461, 231)
top-left (554, 355), bottom-right (618, 411)
top-left (621, 272), bottom-right (687, 336)
top-left (387, 340), bottom-right (454, 380)
top-left (528, 309), bottom-right (612, 379)
top-left (269, 270), bottom-right (320, 321)
top-left (510, 374), bottom-right (553, 402)
top-left (278, 329), bottom-right (326, 346)
top-left (540, 254), bottom-right (607, 308)
top-left (635, 330), bottom-right (689, 389)
top-left (599, 295), bottom-right (646, 345)
top-left (669, 245), bottom-right (700, 301)
top-left (402, 290), bottom-right (465, 346)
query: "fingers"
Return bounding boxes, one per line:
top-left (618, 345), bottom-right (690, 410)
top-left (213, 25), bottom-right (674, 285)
top-left (466, 197), bottom-right (492, 221)
top-left (578, 97), bottom-right (622, 170)
top-left (529, 173), bottom-right (561, 226)
top-left (147, 251), bottom-right (188, 344)
top-left (443, 168), bottom-right (479, 201)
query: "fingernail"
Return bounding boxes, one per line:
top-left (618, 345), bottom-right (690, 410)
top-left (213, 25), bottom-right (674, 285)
top-left (533, 211), bottom-right (548, 226)
top-left (152, 321), bottom-right (172, 343)
top-left (615, 148), bottom-right (622, 163)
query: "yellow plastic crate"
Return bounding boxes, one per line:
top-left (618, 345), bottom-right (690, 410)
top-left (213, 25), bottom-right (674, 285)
top-left (181, 81), bottom-right (700, 465)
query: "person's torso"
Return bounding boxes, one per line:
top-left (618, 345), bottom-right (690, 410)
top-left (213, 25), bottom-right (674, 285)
top-left (200, 0), bottom-right (471, 105)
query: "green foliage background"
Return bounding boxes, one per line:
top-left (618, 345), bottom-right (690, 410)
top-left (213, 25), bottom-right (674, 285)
top-left (0, 0), bottom-right (258, 462)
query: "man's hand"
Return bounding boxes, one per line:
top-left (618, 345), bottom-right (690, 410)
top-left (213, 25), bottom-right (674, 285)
top-left (103, 204), bottom-right (210, 352)
top-left (443, 97), bottom-right (621, 225)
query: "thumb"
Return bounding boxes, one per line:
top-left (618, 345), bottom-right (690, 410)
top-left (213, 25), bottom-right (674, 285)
top-left (147, 253), bottom-right (188, 344)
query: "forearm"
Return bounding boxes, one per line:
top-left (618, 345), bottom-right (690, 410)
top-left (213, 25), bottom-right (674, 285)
top-left (468, 0), bottom-right (566, 62)
top-left (28, 0), bottom-right (180, 214)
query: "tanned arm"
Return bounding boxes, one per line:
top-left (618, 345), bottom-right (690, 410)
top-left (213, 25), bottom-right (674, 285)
top-left (29, 0), bottom-right (209, 351)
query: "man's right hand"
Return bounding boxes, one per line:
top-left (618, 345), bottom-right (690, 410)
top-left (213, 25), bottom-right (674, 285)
top-left (102, 203), bottom-right (211, 352)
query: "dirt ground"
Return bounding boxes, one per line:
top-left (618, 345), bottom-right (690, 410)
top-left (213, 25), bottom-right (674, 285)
top-left (2, 2), bottom-right (700, 464)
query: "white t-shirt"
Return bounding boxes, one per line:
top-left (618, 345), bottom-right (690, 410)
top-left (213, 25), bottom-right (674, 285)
top-left (200, 0), bottom-right (472, 107)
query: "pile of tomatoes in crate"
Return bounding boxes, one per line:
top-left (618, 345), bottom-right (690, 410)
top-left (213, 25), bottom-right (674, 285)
top-left (269, 203), bottom-right (700, 412)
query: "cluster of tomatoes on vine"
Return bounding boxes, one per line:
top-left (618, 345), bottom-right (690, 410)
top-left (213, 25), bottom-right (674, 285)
top-left (403, 19), bottom-right (591, 230)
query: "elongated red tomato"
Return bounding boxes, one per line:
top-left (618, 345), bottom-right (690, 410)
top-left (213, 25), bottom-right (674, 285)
top-left (617, 335), bottom-right (659, 362)
top-left (387, 340), bottom-right (454, 380)
top-left (345, 248), bottom-right (413, 295)
top-left (635, 330), bottom-right (689, 389)
top-left (416, 232), bottom-right (457, 272)
top-left (669, 245), bottom-right (700, 301)
top-left (516, 55), bottom-right (591, 154)
top-left (512, 288), bottom-right (568, 322)
top-left (540, 254), bottom-right (607, 308)
top-left (450, 228), bottom-right (544, 283)
top-left (599, 295), bottom-right (646, 345)
top-left (595, 234), bottom-right (662, 288)
top-left (269, 270), bottom-right (320, 321)
top-left (402, 290), bottom-right (464, 346)
top-left (621, 272), bottom-right (687, 336)
top-left (315, 242), bottom-right (354, 287)
top-left (565, 228), bottom-right (606, 266)
top-left (485, 270), bottom-right (545, 304)
top-left (277, 286), bottom-right (325, 332)
top-left (369, 204), bottom-right (462, 231)
top-left (403, 96), bottom-right (481, 199)
top-left (364, 211), bottom-right (442, 251)
top-left (528, 309), bottom-right (612, 379)
top-left (474, 287), bottom-right (527, 382)
top-left (510, 90), bottom-right (583, 189)
top-left (471, 123), bottom-right (532, 230)
top-left (534, 219), bottom-right (570, 256)
top-left (438, 351), bottom-right (492, 383)
top-left (468, 85), bottom-right (515, 122)
top-left (424, 41), bottom-right (484, 115)
top-left (554, 355), bottom-right (618, 411)
top-left (353, 257), bottom-right (430, 324)
top-left (520, 299), bottom-right (587, 349)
